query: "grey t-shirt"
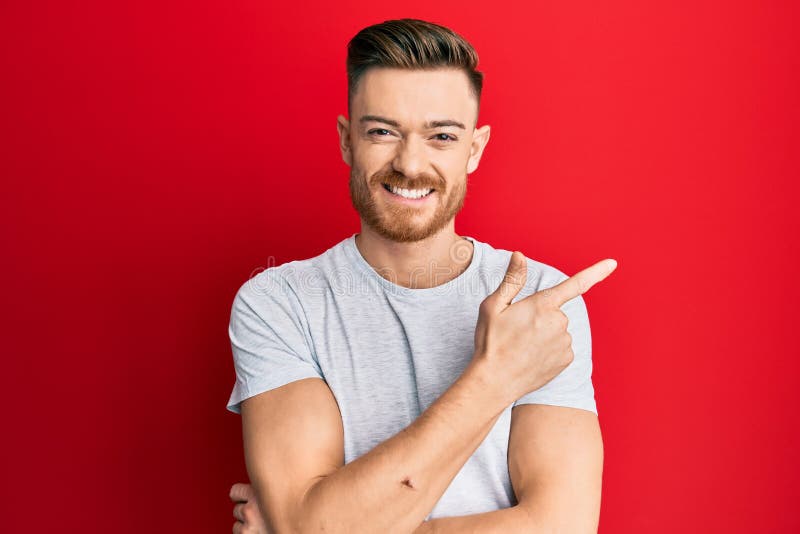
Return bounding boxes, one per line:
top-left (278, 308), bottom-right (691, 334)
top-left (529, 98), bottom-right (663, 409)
top-left (226, 233), bottom-right (597, 520)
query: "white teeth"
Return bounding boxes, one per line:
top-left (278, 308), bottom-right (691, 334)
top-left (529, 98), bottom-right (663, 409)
top-left (389, 185), bottom-right (434, 199)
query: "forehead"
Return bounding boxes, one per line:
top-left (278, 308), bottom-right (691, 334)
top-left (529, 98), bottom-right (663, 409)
top-left (353, 67), bottom-right (476, 126)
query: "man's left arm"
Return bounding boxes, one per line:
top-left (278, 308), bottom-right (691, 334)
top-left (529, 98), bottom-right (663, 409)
top-left (414, 403), bottom-right (603, 533)
top-left (417, 264), bottom-right (605, 533)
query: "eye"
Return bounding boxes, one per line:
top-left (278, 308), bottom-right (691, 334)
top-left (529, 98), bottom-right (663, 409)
top-left (368, 128), bottom-right (392, 136)
top-left (433, 133), bottom-right (457, 142)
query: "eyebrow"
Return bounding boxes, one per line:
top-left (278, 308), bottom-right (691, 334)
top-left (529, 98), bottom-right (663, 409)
top-left (359, 115), bottom-right (466, 130)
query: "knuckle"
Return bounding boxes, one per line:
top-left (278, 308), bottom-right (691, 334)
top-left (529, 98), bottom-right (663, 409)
top-left (573, 275), bottom-right (586, 295)
top-left (230, 482), bottom-right (251, 501)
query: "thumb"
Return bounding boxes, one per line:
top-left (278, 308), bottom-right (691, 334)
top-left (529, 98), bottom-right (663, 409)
top-left (492, 251), bottom-right (527, 308)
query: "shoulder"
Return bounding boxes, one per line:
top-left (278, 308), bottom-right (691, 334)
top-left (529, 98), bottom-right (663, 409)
top-left (475, 238), bottom-right (574, 299)
top-left (233, 236), bottom-right (351, 308)
top-left (475, 238), bottom-right (590, 330)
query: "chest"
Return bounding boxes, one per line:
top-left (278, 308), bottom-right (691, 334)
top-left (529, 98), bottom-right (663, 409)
top-left (298, 288), bottom-right (519, 515)
top-left (302, 290), bottom-right (479, 458)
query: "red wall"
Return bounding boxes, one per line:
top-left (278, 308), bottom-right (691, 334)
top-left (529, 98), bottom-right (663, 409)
top-left (2, 1), bottom-right (797, 532)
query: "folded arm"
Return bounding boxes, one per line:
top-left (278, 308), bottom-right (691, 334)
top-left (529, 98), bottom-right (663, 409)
top-left (410, 404), bottom-right (602, 534)
top-left (241, 358), bottom-right (510, 534)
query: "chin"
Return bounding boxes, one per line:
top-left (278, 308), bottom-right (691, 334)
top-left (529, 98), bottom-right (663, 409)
top-left (371, 216), bottom-right (448, 243)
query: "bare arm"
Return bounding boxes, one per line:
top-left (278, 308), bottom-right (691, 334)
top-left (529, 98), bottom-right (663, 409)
top-left (242, 358), bottom-right (509, 534)
top-left (412, 504), bottom-right (533, 533)
top-left (241, 254), bottom-right (615, 534)
top-left (509, 404), bottom-right (603, 533)
top-left (411, 404), bottom-right (603, 534)
top-left (240, 398), bottom-right (602, 534)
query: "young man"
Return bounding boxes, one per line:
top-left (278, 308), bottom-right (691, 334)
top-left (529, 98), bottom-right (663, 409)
top-left (227, 18), bottom-right (616, 533)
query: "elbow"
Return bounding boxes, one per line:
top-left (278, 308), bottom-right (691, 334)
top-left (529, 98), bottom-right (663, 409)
top-left (253, 479), bottom-right (332, 534)
top-left (288, 476), bottom-right (343, 534)
top-left (516, 502), bottom-right (598, 534)
top-left (291, 514), bottom-right (345, 534)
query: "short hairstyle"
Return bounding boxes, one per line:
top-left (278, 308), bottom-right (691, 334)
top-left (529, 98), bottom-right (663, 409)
top-left (346, 18), bottom-right (484, 119)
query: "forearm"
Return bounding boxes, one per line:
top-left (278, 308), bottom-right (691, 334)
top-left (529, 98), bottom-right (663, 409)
top-left (296, 358), bottom-right (511, 534)
top-left (413, 504), bottom-right (534, 534)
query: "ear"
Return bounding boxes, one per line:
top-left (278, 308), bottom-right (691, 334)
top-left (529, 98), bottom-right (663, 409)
top-left (466, 124), bottom-right (491, 174)
top-left (337, 114), bottom-right (352, 167)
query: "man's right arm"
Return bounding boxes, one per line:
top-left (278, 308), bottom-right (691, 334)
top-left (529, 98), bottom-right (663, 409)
top-left (241, 356), bottom-right (508, 534)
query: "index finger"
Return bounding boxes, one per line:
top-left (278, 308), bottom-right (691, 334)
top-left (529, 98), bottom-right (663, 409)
top-left (540, 259), bottom-right (618, 307)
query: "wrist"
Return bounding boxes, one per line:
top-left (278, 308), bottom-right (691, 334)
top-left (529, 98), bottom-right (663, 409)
top-left (461, 355), bottom-right (516, 410)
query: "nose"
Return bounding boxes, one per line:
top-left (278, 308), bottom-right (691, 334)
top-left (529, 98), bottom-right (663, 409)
top-left (391, 134), bottom-right (429, 179)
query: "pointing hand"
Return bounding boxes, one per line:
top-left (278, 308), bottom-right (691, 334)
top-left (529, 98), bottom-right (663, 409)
top-left (472, 251), bottom-right (617, 403)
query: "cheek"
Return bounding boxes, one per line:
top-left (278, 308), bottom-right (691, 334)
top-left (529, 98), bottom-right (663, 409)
top-left (438, 156), bottom-right (470, 183)
top-left (353, 140), bottom-right (394, 161)
top-left (352, 154), bottom-right (387, 180)
top-left (437, 146), bottom-right (471, 170)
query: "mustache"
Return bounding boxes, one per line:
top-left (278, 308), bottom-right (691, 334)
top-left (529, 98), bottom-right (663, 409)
top-left (371, 171), bottom-right (444, 191)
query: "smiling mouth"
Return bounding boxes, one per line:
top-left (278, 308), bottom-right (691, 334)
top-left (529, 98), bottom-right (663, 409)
top-left (381, 183), bottom-right (436, 199)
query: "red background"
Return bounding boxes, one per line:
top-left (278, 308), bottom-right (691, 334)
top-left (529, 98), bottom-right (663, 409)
top-left (2, 1), bottom-right (798, 532)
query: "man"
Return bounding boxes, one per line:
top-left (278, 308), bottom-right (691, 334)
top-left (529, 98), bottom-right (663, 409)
top-left (227, 18), bottom-right (616, 533)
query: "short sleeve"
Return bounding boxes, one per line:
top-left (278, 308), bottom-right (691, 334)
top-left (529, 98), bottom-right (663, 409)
top-left (225, 271), bottom-right (323, 414)
top-left (512, 269), bottom-right (598, 416)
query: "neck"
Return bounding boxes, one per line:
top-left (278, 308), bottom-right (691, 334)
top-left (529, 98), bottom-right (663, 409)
top-left (354, 222), bottom-right (474, 289)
